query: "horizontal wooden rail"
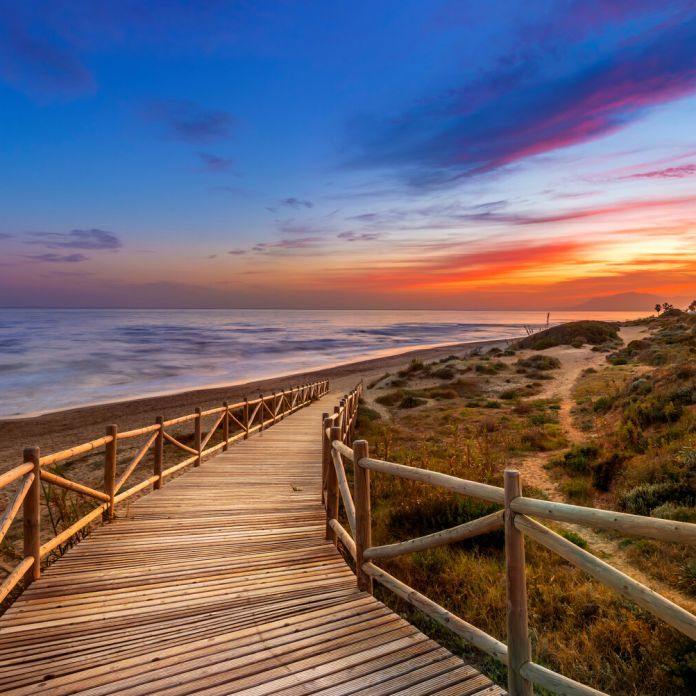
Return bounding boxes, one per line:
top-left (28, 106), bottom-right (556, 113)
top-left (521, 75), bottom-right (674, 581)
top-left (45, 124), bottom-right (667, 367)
top-left (2, 378), bottom-right (329, 607)
top-left (512, 496), bottom-right (696, 545)
top-left (363, 562), bottom-right (509, 663)
top-left (39, 436), bottom-right (113, 467)
top-left (519, 662), bottom-right (608, 696)
top-left (332, 440), bottom-right (354, 461)
top-left (117, 423), bottom-right (160, 440)
top-left (515, 514), bottom-right (696, 641)
top-left (364, 510), bottom-right (505, 561)
top-left (0, 463), bottom-right (33, 489)
top-left (360, 456), bottom-right (506, 504)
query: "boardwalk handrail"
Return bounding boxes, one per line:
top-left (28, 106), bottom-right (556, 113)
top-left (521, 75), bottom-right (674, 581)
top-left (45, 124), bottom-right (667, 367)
top-left (322, 393), bottom-right (696, 696)
top-left (0, 379), bottom-right (329, 604)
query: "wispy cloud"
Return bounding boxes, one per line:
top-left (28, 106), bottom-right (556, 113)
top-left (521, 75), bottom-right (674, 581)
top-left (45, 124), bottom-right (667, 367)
top-left (619, 164), bottom-right (696, 180)
top-left (227, 248), bottom-right (247, 255)
top-left (337, 231), bottom-right (382, 242)
top-left (348, 15), bottom-right (696, 186)
top-left (252, 237), bottom-right (321, 252)
top-left (25, 253), bottom-right (89, 263)
top-left (198, 152), bottom-right (234, 172)
top-left (145, 100), bottom-right (235, 142)
top-left (0, 9), bottom-right (94, 97)
top-left (281, 197), bottom-right (313, 209)
top-left (26, 229), bottom-right (122, 250)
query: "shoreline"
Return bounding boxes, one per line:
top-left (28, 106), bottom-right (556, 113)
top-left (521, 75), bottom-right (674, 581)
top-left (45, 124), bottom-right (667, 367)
top-left (0, 336), bottom-right (510, 469)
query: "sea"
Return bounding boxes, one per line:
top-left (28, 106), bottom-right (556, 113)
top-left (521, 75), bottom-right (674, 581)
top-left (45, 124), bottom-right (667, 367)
top-left (0, 309), bottom-right (645, 418)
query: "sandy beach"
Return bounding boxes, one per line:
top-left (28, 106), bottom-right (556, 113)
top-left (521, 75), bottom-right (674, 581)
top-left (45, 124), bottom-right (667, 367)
top-left (0, 337), bottom-right (510, 471)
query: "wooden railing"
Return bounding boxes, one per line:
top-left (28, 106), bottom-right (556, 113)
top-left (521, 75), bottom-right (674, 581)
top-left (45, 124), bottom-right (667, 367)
top-left (0, 379), bottom-right (329, 604)
top-left (322, 392), bottom-right (696, 696)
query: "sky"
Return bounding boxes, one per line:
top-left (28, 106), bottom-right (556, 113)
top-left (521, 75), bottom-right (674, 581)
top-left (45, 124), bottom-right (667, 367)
top-left (0, 0), bottom-right (695, 310)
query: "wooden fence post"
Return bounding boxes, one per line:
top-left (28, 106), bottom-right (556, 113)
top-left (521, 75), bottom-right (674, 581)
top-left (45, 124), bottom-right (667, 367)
top-left (259, 395), bottom-right (264, 432)
top-left (353, 439), bottom-right (372, 594)
top-left (23, 447), bottom-right (41, 585)
top-left (280, 390), bottom-right (286, 419)
top-left (504, 468), bottom-right (533, 696)
top-left (194, 408), bottom-right (202, 466)
top-left (325, 425), bottom-right (340, 544)
top-left (244, 397), bottom-right (249, 439)
top-left (104, 425), bottom-right (117, 521)
top-left (222, 401), bottom-right (229, 451)
top-left (154, 416), bottom-right (164, 489)
top-left (321, 412), bottom-right (330, 505)
top-left (272, 392), bottom-right (278, 424)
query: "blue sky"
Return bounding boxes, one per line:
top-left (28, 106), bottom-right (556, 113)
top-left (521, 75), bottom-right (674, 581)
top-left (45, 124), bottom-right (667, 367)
top-left (0, 1), bottom-right (695, 308)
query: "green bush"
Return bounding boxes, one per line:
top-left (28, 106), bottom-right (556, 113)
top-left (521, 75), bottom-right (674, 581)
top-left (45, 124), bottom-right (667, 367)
top-left (561, 478), bottom-right (594, 503)
top-left (651, 504), bottom-right (696, 523)
top-left (556, 444), bottom-right (600, 475)
top-left (432, 366), bottom-right (455, 380)
top-left (517, 354), bottom-right (561, 371)
top-left (375, 390), bottom-right (404, 407)
top-left (593, 396), bottom-right (613, 414)
top-left (517, 321), bottom-right (620, 349)
top-left (398, 395), bottom-right (427, 409)
top-left (618, 482), bottom-right (696, 516)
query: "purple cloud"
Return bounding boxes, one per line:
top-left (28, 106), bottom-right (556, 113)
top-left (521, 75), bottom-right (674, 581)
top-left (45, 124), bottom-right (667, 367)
top-left (26, 229), bottom-right (121, 250)
top-left (146, 100), bottom-right (235, 142)
top-left (198, 152), bottom-right (234, 172)
top-left (253, 237), bottom-right (321, 252)
top-left (0, 9), bottom-right (94, 97)
top-left (337, 231), bottom-right (382, 242)
top-left (227, 249), bottom-right (247, 255)
top-left (620, 164), bottom-right (696, 180)
top-left (281, 197), bottom-right (313, 209)
top-left (25, 253), bottom-right (89, 263)
top-left (349, 15), bottom-right (696, 186)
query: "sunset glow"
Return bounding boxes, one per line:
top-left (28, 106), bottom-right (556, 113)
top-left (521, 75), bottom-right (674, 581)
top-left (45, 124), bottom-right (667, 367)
top-left (0, 1), bottom-right (694, 309)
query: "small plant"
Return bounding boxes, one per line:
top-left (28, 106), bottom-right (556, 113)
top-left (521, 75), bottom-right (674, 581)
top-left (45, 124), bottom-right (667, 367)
top-left (398, 395), bottom-right (427, 409)
top-left (560, 529), bottom-right (588, 549)
top-left (516, 354), bottom-right (561, 371)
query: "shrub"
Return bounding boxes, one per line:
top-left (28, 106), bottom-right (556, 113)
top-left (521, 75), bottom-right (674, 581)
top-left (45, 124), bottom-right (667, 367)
top-left (591, 453), bottom-right (624, 491)
top-left (556, 444), bottom-right (600, 475)
top-left (593, 396), bottom-right (613, 414)
top-left (398, 395), bottom-right (427, 409)
top-left (651, 504), bottom-right (696, 523)
top-left (375, 390), bottom-right (404, 407)
top-left (517, 321), bottom-right (620, 349)
top-left (398, 359), bottom-right (426, 377)
top-left (618, 482), bottom-right (696, 516)
top-left (386, 494), bottom-right (503, 550)
top-left (432, 366), bottom-right (455, 380)
top-left (561, 478), bottom-right (594, 503)
top-left (517, 354), bottom-right (561, 371)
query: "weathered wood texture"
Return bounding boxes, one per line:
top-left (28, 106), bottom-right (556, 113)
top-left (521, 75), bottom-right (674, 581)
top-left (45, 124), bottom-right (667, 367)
top-left (0, 393), bottom-right (503, 696)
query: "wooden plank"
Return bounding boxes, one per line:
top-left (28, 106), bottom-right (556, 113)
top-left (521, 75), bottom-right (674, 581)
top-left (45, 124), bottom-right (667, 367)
top-left (0, 386), bottom-right (502, 696)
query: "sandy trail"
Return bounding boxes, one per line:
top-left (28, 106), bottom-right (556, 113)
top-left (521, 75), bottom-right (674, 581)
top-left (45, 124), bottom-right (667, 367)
top-left (513, 327), bottom-right (696, 612)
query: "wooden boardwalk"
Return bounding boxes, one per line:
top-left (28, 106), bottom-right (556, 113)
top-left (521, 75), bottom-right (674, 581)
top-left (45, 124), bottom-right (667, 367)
top-left (0, 393), bottom-right (503, 695)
